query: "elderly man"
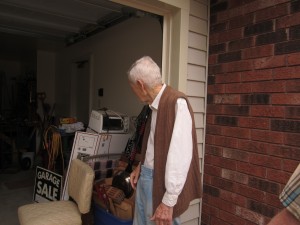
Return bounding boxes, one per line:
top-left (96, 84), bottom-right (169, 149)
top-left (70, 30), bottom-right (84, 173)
top-left (127, 56), bottom-right (202, 225)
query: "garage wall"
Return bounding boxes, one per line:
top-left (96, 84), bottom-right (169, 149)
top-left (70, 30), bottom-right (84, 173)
top-left (55, 16), bottom-right (162, 119)
top-left (37, 51), bottom-right (56, 106)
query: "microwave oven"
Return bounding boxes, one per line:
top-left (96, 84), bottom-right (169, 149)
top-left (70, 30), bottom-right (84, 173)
top-left (88, 109), bottom-right (130, 133)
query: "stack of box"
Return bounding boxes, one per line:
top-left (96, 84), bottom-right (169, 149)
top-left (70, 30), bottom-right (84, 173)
top-left (93, 177), bottom-right (134, 225)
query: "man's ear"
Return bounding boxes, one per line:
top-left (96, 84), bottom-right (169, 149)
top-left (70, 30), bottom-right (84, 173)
top-left (137, 80), bottom-right (147, 94)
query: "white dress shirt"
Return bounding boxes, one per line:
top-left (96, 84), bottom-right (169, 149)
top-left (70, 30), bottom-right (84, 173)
top-left (144, 84), bottom-right (193, 207)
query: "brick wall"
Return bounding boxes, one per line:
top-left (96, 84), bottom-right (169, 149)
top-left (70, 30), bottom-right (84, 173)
top-left (204, 0), bottom-right (300, 224)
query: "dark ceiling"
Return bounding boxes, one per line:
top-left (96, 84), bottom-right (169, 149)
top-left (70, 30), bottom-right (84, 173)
top-left (0, 0), bottom-right (158, 59)
top-left (0, 0), bottom-right (138, 44)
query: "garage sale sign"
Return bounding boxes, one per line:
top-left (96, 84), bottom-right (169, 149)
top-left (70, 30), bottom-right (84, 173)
top-left (33, 166), bottom-right (62, 202)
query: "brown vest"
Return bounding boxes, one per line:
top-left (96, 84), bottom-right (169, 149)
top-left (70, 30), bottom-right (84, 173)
top-left (141, 86), bottom-right (202, 218)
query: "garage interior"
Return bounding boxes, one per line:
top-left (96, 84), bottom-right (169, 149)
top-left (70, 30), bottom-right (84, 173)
top-left (0, 0), bottom-right (164, 224)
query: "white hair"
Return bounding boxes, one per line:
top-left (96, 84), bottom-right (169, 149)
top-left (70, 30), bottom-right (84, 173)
top-left (127, 56), bottom-right (162, 88)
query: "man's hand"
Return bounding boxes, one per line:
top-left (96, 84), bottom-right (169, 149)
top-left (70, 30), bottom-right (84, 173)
top-left (268, 208), bottom-right (300, 225)
top-left (130, 163), bottom-right (141, 190)
top-left (150, 202), bottom-right (173, 225)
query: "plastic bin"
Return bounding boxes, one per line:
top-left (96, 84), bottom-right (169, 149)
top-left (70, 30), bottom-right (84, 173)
top-left (94, 203), bottom-right (133, 225)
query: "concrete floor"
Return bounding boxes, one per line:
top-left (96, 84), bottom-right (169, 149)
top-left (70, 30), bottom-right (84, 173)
top-left (0, 168), bottom-right (35, 225)
top-left (0, 166), bottom-right (95, 225)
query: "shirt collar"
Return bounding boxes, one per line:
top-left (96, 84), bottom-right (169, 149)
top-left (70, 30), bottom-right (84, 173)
top-left (150, 83), bottom-right (166, 110)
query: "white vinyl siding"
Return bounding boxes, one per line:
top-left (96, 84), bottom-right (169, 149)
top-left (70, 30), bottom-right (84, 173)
top-left (183, 0), bottom-right (209, 224)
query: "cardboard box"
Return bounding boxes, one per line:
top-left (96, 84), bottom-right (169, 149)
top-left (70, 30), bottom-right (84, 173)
top-left (94, 203), bottom-right (133, 225)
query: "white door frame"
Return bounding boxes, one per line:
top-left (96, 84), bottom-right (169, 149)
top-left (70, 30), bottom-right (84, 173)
top-left (111, 0), bottom-right (190, 92)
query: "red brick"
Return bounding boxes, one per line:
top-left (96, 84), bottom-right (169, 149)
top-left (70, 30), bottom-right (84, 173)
top-left (254, 55), bottom-right (286, 69)
top-left (223, 148), bottom-right (249, 162)
top-left (205, 133), bottom-right (215, 144)
top-left (207, 105), bottom-right (223, 114)
top-left (236, 206), bottom-right (267, 224)
top-left (220, 189), bottom-right (247, 207)
top-left (286, 106), bottom-right (300, 119)
top-left (239, 117), bottom-right (270, 129)
top-left (218, 51), bottom-right (242, 63)
top-left (228, 0), bottom-right (255, 9)
top-left (245, 221), bottom-right (264, 225)
top-left (217, 7), bottom-right (243, 22)
top-left (282, 159), bottom-right (299, 172)
top-left (237, 161), bottom-right (266, 178)
top-left (265, 192), bottom-right (283, 208)
top-left (241, 69), bottom-right (273, 82)
top-left (221, 126), bottom-right (251, 139)
top-left (249, 176), bottom-right (281, 195)
top-left (287, 52), bottom-right (300, 66)
top-left (256, 3), bottom-right (288, 22)
top-left (215, 72), bottom-right (241, 84)
top-left (208, 84), bottom-right (226, 94)
top-left (251, 80), bottom-right (286, 93)
top-left (222, 168), bottom-right (248, 184)
top-left (249, 153), bottom-right (282, 169)
top-left (200, 212), bottom-right (210, 225)
top-left (203, 173), bottom-right (212, 185)
top-left (219, 209), bottom-right (246, 225)
top-left (214, 94), bottom-right (241, 104)
top-left (209, 54), bottom-right (217, 64)
top-left (225, 60), bottom-right (254, 72)
top-left (202, 193), bottom-right (210, 204)
top-left (223, 105), bottom-right (250, 116)
top-left (205, 154), bottom-right (214, 164)
top-left (238, 140), bottom-right (270, 154)
top-left (211, 217), bottom-right (231, 225)
top-left (285, 133), bottom-right (300, 147)
top-left (266, 168), bottom-right (292, 184)
top-left (251, 105), bottom-right (285, 117)
top-left (209, 32), bottom-right (219, 45)
top-left (242, 93), bottom-right (270, 104)
top-left (219, 28), bottom-right (243, 43)
top-left (229, 13), bottom-right (254, 29)
top-left (202, 202), bottom-right (220, 217)
top-left (277, 11), bottom-right (300, 29)
top-left (242, 0), bottom-right (289, 15)
top-left (210, 43), bottom-right (226, 54)
top-left (251, 130), bottom-right (284, 144)
top-left (207, 154), bottom-right (237, 171)
top-left (206, 114), bottom-right (215, 124)
top-left (273, 66), bottom-right (300, 79)
top-left (209, 194), bottom-right (237, 214)
top-left (205, 145), bottom-right (223, 156)
top-left (242, 45), bottom-right (274, 59)
top-left (256, 29), bottom-right (287, 46)
top-left (204, 164), bottom-right (222, 177)
top-left (215, 115), bottom-right (239, 126)
top-left (247, 199), bottom-right (277, 218)
top-left (229, 37), bottom-right (255, 51)
top-left (235, 184), bottom-right (266, 201)
top-left (225, 83), bottom-right (252, 93)
top-left (209, 64), bottom-right (223, 75)
top-left (268, 144), bottom-right (300, 161)
top-left (215, 136), bottom-right (239, 149)
top-left (286, 80), bottom-right (300, 92)
top-left (206, 124), bottom-right (222, 135)
top-left (272, 93), bottom-right (300, 105)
